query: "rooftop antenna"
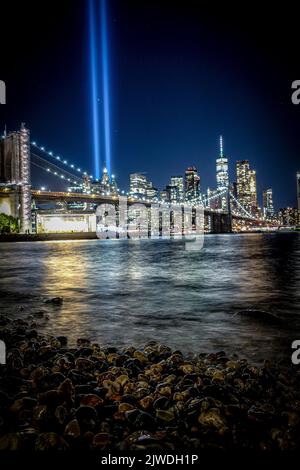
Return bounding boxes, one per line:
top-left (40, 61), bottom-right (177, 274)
top-left (220, 135), bottom-right (223, 157)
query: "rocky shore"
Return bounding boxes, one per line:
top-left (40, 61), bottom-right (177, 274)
top-left (0, 313), bottom-right (300, 451)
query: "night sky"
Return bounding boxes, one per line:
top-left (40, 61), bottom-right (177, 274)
top-left (1, 0), bottom-right (300, 208)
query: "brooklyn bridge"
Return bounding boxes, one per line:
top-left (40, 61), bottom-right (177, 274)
top-left (0, 124), bottom-right (277, 236)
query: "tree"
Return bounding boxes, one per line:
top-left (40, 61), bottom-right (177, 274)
top-left (0, 213), bottom-right (19, 234)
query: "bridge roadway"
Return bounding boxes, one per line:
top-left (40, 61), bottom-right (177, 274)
top-left (0, 188), bottom-right (266, 227)
top-left (31, 189), bottom-right (226, 215)
top-left (30, 189), bottom-right (259, 222)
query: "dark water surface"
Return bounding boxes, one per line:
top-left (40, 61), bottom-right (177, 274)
top-left (0, 233), bottom-right (299, 362)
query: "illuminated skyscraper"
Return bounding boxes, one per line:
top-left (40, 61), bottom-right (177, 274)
top-left (216, 136), bottom-right (229, 189)
top-left (166, 185), bottom-right (179, 203)
top-left (236, 161), bottom-right (249, 210)
top-left (249, 169), bottom-right (258, 215)
top-left (262, 188), bottom-right (274, 219)
top-left (129, 173), bottom-right (147, 198)
top-left (236, 160), bottom-right (257, 215)
top-left (185, 166), bottom-right (200, 202)
top-left (170, 176), bottom-right (184, 202)
top-left (146, 181), bottom-right (158, 200)
top-left (278, 207), bottom-right (298, 226)
top-left (111, 174), bottom-right (118, 195)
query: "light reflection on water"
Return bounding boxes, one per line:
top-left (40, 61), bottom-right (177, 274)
top-left (0, 233), bottom-right (299, 362)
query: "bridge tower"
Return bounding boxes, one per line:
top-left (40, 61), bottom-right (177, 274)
top-left (0, 123), bottom-right (32, 232)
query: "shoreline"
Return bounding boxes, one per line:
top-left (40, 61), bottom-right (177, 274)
top-left (0, 313), bottom-right (300, 451)
top-left (0, 230), bottom-right (292, 243)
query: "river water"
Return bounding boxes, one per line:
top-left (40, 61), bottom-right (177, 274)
top-left (0, 233), bottom-right (299, 362)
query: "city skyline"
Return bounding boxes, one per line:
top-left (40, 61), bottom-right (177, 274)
top-left (29, 132), bottom-right (298, 213)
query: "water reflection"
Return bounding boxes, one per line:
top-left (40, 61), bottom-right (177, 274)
top-left (0, 233), bottom-right (299, 362)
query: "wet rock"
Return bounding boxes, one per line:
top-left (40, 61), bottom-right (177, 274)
top-left (0, 433), bottom-right (25, 450)
top-left (64, 419), bottom-right (81, 439)
top-left (133, 351), bottom-right (148, 364)
top-left (77, 338), bottom-right (91, 347)
top-left (198, 408), bottom-right (228, 433)
top-left (92, 432), bottom-right (111, 449)
top-left (80, 394), bottom-right (103, 408)
top-left (55, 405), bottom-right (68, 425)
top-left (38, 390), bottom-right (65, 408)
top-left (153, 396), bottom-right (170, 410)
top-left (139, 395), bottom-right (154, 410)
top-left (125, 409), bottom-right (156, 429)
top-left (35, 432), bottom-right (69, 450)
top-left (75, 406), bottom-right (97, 431)
top-left (75, 357), bottom-right (94, 372)
top-left (156, 409), bottom-right (175, 422)
top-left (57, 336), bottom-right (68, 347)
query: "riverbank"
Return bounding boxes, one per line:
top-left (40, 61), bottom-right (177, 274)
top-left (0, 312), bottom-right (300, 451)
top-left (0, 230), bottom-right (287, 243)
top-left (0, 232), bottom-right (98, 242)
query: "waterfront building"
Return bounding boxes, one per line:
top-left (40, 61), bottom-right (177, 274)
top-left (100, 167), bottom-right (110, 192)
top-left (236, 160), bottom-right (258, 216)
top-left (129, 172), bottom-right (147, 198)
top-left (278, 207), bottom-right (298, 226)
top-left (249, 169), bottom-right (258, 215)
top-left (185, 166), bottom-right (200, 202)
top-left (160, 190), bottom-right (169, 202)
top-left (216, 135), bottom-right (229, 189)
top-left (82, 175), bottom-right (91, 194)
top-left (89, 168), bottom-right (118, 195)
top-left (236, 160), bottom-right (251, 212)
top-left (111, 174), bottom-right (118, 195)
top-left (166, 184), bottom-right (179, 203)
top-left (146, 181), bottom-right (158, 200)
top-left (206, 187), bottom-right (219, 210)
top-left (262, 188), bottom-right (274, 219)
top-left (170, 176), bottom-right (184, 202)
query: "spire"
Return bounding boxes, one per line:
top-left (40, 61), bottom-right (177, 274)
top-left (219, 135), bottom-right (223, 157)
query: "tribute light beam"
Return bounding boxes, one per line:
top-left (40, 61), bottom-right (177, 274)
top-left (89, 0), bottom-right (101, 179)
top-left (100, 0), bottom-right (112, 176)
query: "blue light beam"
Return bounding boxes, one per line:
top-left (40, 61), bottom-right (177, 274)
top-left (100, 0), bottom-right (112, 176)
top-left (89, 0), bottom-right (101, 179)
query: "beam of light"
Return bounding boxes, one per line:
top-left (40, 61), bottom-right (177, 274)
top-left (89, 0), bottom-right (101, 179)
top-left (100, 0), bottom-right (111, 176)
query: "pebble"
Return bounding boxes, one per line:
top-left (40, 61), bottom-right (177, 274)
top-left (0, 313), bottom-right (300, 450)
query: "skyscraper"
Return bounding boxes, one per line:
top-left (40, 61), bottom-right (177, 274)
top-left (236, 160), bottom-right (257, 216)
top-left (166, 184), bottom-right (179, 203)
top-left (216, 136), bottom-right (229, 210)
top-left (185, 166), bottom-right (200, 202)
top-left (262, 188), bottom-right (274, 219)
top-left (216, 136), bottom-right (229, 189)
top-left (129, 173), bottom-right (147, 198)
top-left (249, 169), bottom-right (258, 215)
top-left (170, 176), bottom-right (184, 202)
top-left (100, 167), bottom-right (110, 192)
top-left (146, 180), bottom-right (158, 200)
top-left (236, 160), bottom-right (251, 213)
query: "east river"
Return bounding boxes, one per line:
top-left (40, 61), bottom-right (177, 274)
top-left (0, 233), bottom-right (299, 363)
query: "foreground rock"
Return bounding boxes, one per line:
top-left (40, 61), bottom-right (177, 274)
top-left (0, 314), bottom-right (300, 451)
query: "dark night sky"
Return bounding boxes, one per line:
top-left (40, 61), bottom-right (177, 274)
top-left (0, 0), bottom-right (300, 208)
